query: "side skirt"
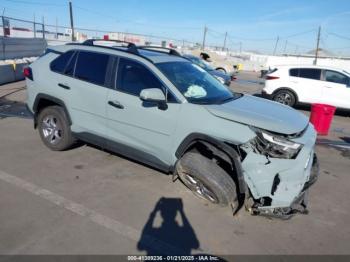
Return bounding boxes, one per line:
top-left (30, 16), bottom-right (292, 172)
top-left (73, 132), bottom-right (171, 174)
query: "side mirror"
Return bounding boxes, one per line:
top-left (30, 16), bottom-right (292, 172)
top-left (140, 88), bottom-right (166, 102)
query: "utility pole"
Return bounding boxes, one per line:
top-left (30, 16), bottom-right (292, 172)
top-left (239, 42), bottom-right (242, 54)
top-left (33, 13), bottom-right (36, 38)
top-left (55, 17), bottom-right (58, 39)
top-left (222, 32), bottom-right (227, 51)
top-left (202, 26), bottom-right (207, 50)
top-left (2, 8), bottom-right (6, 37)
top-left (314, 26), bottom-right (321, 65)
top-left (69, 1), bottom-right (75, 42)
top-left (273, 36), bottom-right (279, 56)
top-left (283, 40), bottom-right (288, 54)
top-left (42, 16), bottom-right (45, 39)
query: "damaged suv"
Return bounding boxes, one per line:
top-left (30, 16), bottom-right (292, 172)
top-left (25, 40), bottom-right (319, 219)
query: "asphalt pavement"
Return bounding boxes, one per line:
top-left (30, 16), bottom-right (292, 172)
top-left (0, 75), bottom-right (350, 255)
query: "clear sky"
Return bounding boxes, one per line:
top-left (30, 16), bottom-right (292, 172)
top-left (1, 0), bottom-right (350, 55)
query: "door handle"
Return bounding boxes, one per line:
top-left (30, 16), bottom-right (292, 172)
top-left (108, 100), bottom-right (124, 109)
top-left (58, 83), bottom-right (70, 90)
top-left (325, 86), bottom-right (332, 89)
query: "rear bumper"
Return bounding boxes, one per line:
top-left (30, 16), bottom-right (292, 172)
top-left (261, 90), bottom-right (272, 99)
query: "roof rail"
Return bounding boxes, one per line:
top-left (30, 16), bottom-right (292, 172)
top-left (82, 39), bottom-right (139, 55)
top-left (138, 46), bottom-right (181, 57)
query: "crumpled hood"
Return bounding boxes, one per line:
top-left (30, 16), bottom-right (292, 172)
top-left (205, 95), bottom-right (309, 135)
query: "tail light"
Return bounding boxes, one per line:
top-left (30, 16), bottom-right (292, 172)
top-left (23, 67), bottom-right (33, 80)
top-left (265, 75), bottom-right (279, 80)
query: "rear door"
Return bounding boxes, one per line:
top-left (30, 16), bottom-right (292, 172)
top-left (321, 70), bottom-right (350, 109)
top-left (289, 68), bottom-right (323, 103)
top-left (106, 57), bottom-right (181, 167)
top-left (65, 50), bottom-right (112, 137)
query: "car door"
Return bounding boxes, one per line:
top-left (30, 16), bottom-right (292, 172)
top-left (322, 70), bottom-right (350, 109)
top-left (106, 57), bottom-right (181, 168)
top-left (289, 68), bottom-right (323, 103)
top-left (66, 50), bottom-right (111, 137)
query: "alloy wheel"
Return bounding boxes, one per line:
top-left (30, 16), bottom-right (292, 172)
top-left (41, 115), bottom-right (63, 145)
top-left (181, 172), bottom-right (219, 204)
top-left (275, 92), bottom-right (293, 106)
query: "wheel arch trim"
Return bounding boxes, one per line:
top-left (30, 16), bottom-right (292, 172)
top-left (175, 133), bottom-right (246, 194)
top-left (32, 93), bottom-right (72, 128)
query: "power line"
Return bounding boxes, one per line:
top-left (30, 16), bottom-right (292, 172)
top-left (280, 29), bottom-right (317, 39)
top-left (4, 0), bottom-right (65, 7)
top-left (74, 5), bottom-right (201, 31)
top-left (327, 32), bottom-right (350, 41)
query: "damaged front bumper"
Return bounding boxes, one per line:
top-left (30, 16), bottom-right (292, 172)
top-left (246, 154), bottom-right (319, 219)
top-left (241, 124), bottom-right (319, 219)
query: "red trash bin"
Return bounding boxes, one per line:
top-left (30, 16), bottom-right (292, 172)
top-left (309, 104), bottom-right (336, 136)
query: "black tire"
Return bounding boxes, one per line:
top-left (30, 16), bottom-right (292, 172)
top-left (216, 67), bottom-right (227, 73)
top-left (272, 89), bottom-right (296, 107)
top-left (176, 152), bottom-right (238, 207)
top-left (37, 106), bottom-right (76, 151)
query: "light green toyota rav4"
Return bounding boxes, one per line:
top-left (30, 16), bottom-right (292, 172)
top-left (25, 40), bottom-right (319, 219)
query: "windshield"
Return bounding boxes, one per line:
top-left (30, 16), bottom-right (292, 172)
top-left (157, 61), bottom-right (238, 104)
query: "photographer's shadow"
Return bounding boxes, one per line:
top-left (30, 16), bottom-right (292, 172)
top-left (137, 197), bottom-right (200, 255)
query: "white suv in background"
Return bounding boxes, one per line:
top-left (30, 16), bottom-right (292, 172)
top-left (262, 65), bottom-right (350, 109)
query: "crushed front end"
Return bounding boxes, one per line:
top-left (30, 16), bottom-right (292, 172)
top-left (239, 123), bottom-right (319, 219)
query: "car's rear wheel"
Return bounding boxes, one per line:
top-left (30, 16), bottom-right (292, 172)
top-left (37, 106), bottom-right (76, 151)
top-left (273, 89), bottom-right (296, 107)
top-left (176, 152), bottom-right (238, 207)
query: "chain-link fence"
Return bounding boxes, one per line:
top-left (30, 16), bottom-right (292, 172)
top-left (0, 15), bottom-right (200, 50)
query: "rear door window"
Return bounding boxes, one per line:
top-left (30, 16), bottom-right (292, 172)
top-left (74, 51), bottom-right (110, 86)
top-left (324, 70), bottom-right (348, 85)
top-left (50, 50), bottom-right (75, 73)
top-left (298, 68), bottom-right (321, 80)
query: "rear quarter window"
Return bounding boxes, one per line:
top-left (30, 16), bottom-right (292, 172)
top-left (50, 51), bottom-right (75, 73)
top-left (289, 68), bottom-right (299, 77)
top-left (298, 68), bottom-right (321, 80)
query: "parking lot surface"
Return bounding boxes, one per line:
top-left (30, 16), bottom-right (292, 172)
top-left (1, 74), bottom-right (350, 255)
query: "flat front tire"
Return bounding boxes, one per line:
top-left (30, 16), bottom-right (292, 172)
top-left (176, 152), bottom-right (238, 207)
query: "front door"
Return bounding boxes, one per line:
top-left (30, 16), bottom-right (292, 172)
top-left (106, 57), bottom-right (181, 167)
top-left (322, 70), bottom-right (350, 109)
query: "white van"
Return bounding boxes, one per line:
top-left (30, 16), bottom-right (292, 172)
top-left (262, 65), bottom-right (350, 109)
